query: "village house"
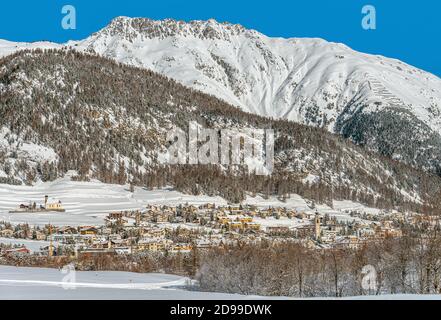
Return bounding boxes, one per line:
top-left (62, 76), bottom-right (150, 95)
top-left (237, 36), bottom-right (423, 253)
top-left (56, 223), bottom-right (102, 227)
top-left (105, 212), bottom-right (128, 227)
top-left (199, 203), bottom-right (216, 210)
top-left (33, 230), bottom-right (46, 241)
top-left (51, 233), bottom-right (84, 244)
top-left (153, 212), bottom-right (172, 223)
top-left (237, 216), bottom-right (253, 224)
top-left (295, 225), bottom-right (315, 239)
top-left (0, 229), bottom-right (14, 238)
top-left (227, 221), bottom-right (244, 231)
top-left (243, 222), bottom-right (261, 232)
top-left (171, 243), bottom-right (192, 253)
top-left (266, 226), bottom-right (291, 237)
top-left (58, 226), bottom-right (78, 234)
top-left (141, 227), bottom-right (166, 238)
top-left (136, 237), bottom-right (172, 252)
top-left (79, 226), bottom-right (99, 236)
top-left (217, 215), bottom-right (231, 225)
top-left (335, 236), bottom-right (363, 250)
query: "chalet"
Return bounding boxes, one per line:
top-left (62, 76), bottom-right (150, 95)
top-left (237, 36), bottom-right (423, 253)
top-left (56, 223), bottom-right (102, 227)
top-left (58, 226), bottom-right (78, 234)
top-left (51, 233), bottom-right (83, 243)
top-left (171, 243), bottom-right (192, 252)
top-left (105, 216), bottom-right (128, 227)
top-left (267, 226), bottom-right (291, 236)
top-left (243, 222), bottom-right (261, 231)
top-left (33, 230), bottom-right (46, 241)
top-left (187, 205), bottom-right (198, 213)
top-left (237, 216), bottom-right (253, 224)
top-left (258, 209), bottom-right (272, 218)
top-left (13, 230), bottom-right (28, 239)
top-left (153, 212), bottom-right (171, 223)
top-left (79, 226), bottom-right (99, 236)
top-left (108, 234), bottom-right (122, 241)
top-left (162, 205), bottom-right (177, 213)
top-left (358, 227), bottom-right (376, 239)
top-left (137, 237), bottom-right (170, 252)
top-left (321, 231), bottom-right (337, 244)
top-left (295, 225), bottom-right (315, 239)
top-left (217, 216), bottom-right (231, 225)
top-left (199, 203), bottom-right (216, 210)
top-left (246, 210), bottom-right (258, 217)
top-left (0, 229), bottom-right (14, 238)
top-left (335, 236), bottom-right (362, 250)
top-left (146, 205), bottom-right (161, 212)
top-left (229, 207), bottom-right (243, 215)
top-left (141, 227), bottom-right (166, 238)
top-left (108, 212), bottom-right (124, 219)
top-left (227, 221), bottom-right (243, 231)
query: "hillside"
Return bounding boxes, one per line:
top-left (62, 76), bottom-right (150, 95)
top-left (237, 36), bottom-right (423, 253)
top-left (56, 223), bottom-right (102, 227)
top-left (70, 17), bottom-right (441, 175)
top-left (1, 50), bottom-right (441, 211)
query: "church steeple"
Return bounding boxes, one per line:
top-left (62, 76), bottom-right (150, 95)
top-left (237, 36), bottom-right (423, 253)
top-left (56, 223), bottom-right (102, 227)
top-left (314, 211), bottom-right (321, 241)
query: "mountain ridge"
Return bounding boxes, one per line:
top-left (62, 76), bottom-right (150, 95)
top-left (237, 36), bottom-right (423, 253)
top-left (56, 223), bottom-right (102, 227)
top-left (64, 17), bottom-right (441, 174)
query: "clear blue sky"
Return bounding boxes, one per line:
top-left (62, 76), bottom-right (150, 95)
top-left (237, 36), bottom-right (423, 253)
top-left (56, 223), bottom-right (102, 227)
top-left (1, 0), bottom-right (440, 77)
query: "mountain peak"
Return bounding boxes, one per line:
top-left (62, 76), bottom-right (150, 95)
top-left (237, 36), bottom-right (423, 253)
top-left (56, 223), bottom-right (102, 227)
top-left (96, 16), bottom-right (251, 41)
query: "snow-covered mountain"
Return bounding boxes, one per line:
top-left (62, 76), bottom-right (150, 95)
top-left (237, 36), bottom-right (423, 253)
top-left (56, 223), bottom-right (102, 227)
top-left (1, 17), bottom-right (441, 173)
top-left (72, 17), bottom-right (441, 174)
top-left (2, 49), bottom-right (440, 211)
top-left (4, 18), bottom-right (441, 131)
top-left (72, 17), bottom-right (441, 129)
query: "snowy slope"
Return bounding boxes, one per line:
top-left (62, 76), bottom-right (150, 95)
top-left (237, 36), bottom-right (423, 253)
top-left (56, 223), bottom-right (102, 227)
top-left (70, 18), bottom-right (441, 173)
top-left (2, 16), bottom-right (439, 172)
top-left (0, 39), bottom-right (60, 58)
top-left (2, 18), bottom-right (440, 133)
top-left (71, 17), bottom-right (441, 134)
top-left (2, 17), bottom-right (441, 177)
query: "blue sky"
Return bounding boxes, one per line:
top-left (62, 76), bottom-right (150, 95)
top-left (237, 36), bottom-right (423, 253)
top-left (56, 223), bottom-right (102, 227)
top-left (0, 0), bottom-right (440, 77)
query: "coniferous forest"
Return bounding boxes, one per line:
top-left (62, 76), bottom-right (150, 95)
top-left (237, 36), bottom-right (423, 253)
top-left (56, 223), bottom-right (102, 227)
top-left (1, 49), bottom-right (441, 213)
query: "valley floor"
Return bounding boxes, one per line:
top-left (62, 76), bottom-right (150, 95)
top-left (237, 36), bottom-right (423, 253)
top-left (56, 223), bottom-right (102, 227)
top-left (0, 175), bottom-right (382, 227)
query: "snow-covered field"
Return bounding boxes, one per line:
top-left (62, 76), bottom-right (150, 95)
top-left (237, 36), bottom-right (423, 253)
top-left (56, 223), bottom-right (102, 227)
top-left (0, 176), bottom-right (228, 226)
top-left (0, 176), bottom-right (382, 227)
top-left (0, 266), bottom-right (440, 300)
top-left (0, 266), bottom-right (266, 300)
